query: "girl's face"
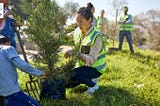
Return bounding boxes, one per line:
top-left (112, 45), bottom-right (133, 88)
top-left (76, 14), bottom-right (92, 33)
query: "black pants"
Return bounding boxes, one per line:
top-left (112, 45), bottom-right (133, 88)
top-left (0, 96), bottom-right (6, 106)
top-left (70, 66), bottom-right (102, 87)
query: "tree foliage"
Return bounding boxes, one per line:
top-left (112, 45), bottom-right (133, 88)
top-left (13, 0), bottom-right (80, 79)
top-left (133, 9), bottom-right (160, 51)
top-left (63, 1), bottom-right (79, 18)
top-left (10, 0), bottom-right (28, 20)
top-left (28, 0), bottom-right (66, 76)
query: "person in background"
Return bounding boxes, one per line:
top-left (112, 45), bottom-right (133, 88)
top-left (65, 7), bottom-right (107, 94)
top-left (0, 0), bottom-right (13, 18)
top-left (0, 0), bottom-right (19, 48)
top-left (96, 9), bottom-right (109, 35)
top-left (118, 6), bottom-right (134, 54)
top-left (0, 35), bottom-right (46, 106)
top-left (87, 2), bottom-right (97, 27)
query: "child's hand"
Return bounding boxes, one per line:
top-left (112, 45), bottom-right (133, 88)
top-left (41, 72), bottom-right (47, 78)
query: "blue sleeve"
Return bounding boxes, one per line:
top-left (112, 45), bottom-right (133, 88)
top-left (3, 46), bottom-right (42, 77)
top-left (4, 46), bottom-right (19, 60)
top-left (125, 15), bottom-right (132, 24)
top-left (11, 57), bottom-right (42, 77)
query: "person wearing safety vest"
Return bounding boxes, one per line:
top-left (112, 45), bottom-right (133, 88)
top-left (96, 9), bottom-right (109, 35)
top-left (65, 7), bottom-right (107, 94)
top-left (118, 6), bottom-right (134, 53)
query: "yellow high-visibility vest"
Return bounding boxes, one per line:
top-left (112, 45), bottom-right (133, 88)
top-left (119, 14), bottom-right (133, 31)
top-left (96, 16), bottom-right (109, 31)
top-left (74, 27), bottom-right (107, 73)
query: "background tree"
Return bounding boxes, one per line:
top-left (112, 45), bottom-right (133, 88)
top-left (10, 0), bottom-right (28, 21)
top-left (133, 9), bottom-right (160, 51)
top-left (63, 1), bottom-right (79, 18)
top-left (109, 0), bottom-right (128, 48)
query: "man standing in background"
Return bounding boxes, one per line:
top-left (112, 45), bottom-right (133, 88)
top-left (118, 6), bottom-right (134, 54)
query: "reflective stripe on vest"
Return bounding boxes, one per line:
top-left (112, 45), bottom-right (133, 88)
top-left (96, 16), bottom-right (108, 31)
top-left (74, 28), bottom-right (107, 73)
top-left (119, 14), bottom-right (133, 31)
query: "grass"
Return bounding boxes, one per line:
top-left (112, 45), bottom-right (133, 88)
top-left (18, 42), bottom-right (160, 106)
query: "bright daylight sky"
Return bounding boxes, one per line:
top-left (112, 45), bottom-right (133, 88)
top-left (56, 0), bottom-right (160, 21)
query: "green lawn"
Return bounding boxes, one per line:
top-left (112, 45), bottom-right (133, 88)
top-left (18, 42), bottom-right (160, 106)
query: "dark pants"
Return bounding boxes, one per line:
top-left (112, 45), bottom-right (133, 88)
top-left (5, 91), bottom-right (39, 106)
top-left (118, 30), bottom-right (134, 53)
top-left (71, 66), bottom-right (102, 87)
top-left (0, 96), bottom-right (5, 106)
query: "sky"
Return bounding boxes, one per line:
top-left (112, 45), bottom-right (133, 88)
top-left (56, 0), bottom-right (160, 21)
